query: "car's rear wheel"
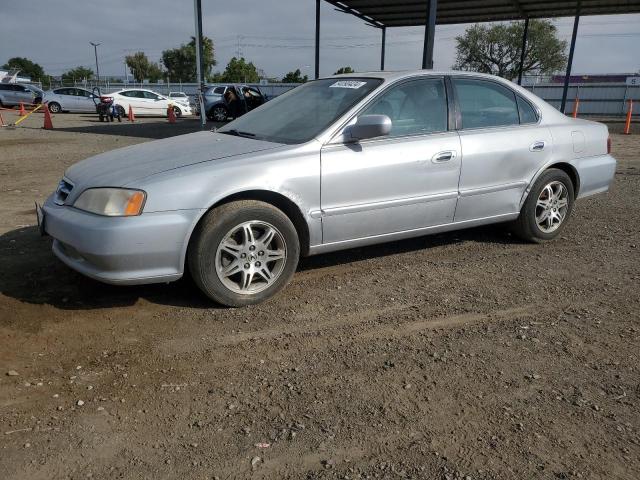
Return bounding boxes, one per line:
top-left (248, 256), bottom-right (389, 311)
top-left (209, 106), bottom-right (228, 122)
top-left (172, 106), bottom-right (182, 118)
top-left (115, 105), bottom-right (126, 118)
top-left (512, 168), bottom-right (574, 243)
top-left (48, 102), bottom-right (61, 113)
top-left (188, 200), bottom-right (300, 307)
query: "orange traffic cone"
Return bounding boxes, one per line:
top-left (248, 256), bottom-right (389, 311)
top-left (0, 111), bottom-right (6, 127)
top-left (624, 99), bottom-right (633, 135)
top-left (43, 103), bottom-right (53, 130)
top-left (18, 102), bottom-right (26, 116)
top-left (128, 105), bottom-right (135, 122)
top-left (167, 105), bottom-right (176, 123)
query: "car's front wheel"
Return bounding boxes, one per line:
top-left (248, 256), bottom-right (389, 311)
top-left (512, 168), bottom-right (575, 242)
top-left (188, 200), bottom-right (300, 307)
top-left (48, 102), bottom-right (61, 113)
top-left (172, 106), bottom-right (182, 118)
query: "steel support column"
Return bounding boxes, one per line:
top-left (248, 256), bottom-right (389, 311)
top-left (380, 27), bottom-right (386, 70)
top-left (517, 17), bottom-right (529, 85)
top-left (193, 0), bottom-right (206, 128)
top-left (315, 0), bottom-right (321, 79)
top-left (422, 0), bottom-right (437, 69)
top-left (561, 3), bottom-right (581, 113)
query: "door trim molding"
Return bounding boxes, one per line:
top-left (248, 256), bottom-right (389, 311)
top-left (459, 181), bottom-right (528, 198)
top-left (320, 191), bottom-right (459, 217)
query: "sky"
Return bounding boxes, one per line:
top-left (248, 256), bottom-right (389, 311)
top-left (1, 0), bottom-right (639, 79)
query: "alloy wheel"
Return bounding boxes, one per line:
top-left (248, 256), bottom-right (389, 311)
top-left (215, 221), bottom-right (287, 295)
top-left (535, 181), bottom-right (569, 233)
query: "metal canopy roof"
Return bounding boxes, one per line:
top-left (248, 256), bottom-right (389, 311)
top-left (325, 0), bottom-right (640, 27)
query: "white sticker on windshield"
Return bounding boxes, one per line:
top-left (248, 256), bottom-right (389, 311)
top-left (329, 80), bottom-right (367, 89)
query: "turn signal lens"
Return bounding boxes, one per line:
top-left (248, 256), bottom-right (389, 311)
top-left (73, 188), bottom-right (146, 216)
top-left (124, 191), bottom-right (145, 216)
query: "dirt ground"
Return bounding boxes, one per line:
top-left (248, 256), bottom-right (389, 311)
top-left (0, 111), bottom-right (639, 480)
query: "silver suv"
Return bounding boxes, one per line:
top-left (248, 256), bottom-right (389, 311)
top-left (0, 83), bottom-right (41, 107)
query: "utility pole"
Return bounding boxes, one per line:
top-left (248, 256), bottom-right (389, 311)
top-left (90, 42), bottom-right (101, 85)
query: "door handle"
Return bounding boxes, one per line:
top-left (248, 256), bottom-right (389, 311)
top-left (432, 150), bottom-right (456, 163)
top-left (530, 141), bottom-right (545, 152)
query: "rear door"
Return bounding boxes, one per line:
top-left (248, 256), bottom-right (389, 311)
top-left (452, 77), bottom-right (552, 222)
top-left (320, 76), bottom-right (461, 243)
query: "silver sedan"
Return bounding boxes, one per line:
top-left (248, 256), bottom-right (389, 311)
top-left (39, 71), bottom-right (616, 306)
top-left (44, 87), bottom-right (98, 113)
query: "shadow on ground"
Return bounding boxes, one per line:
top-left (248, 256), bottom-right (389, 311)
top-left (0, 224), bottom-right (519, 315)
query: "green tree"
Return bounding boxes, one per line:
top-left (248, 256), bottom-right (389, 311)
top-left (218, 57), bottom-right (260, 83)
top-left (162, 36), bottom-right (216, 82)
top-left (453, 20), bottom-right (567, 79)
top-left (61, 66), bottom-right (94, 83)
top-left (2, 57), bottom-right (46, 82)
top-left (334, 66), bottom-right (355, 75)
top-left (125, 52), bottom-right (164, 82)
top-left (282, 69), bottom-right (308, 83)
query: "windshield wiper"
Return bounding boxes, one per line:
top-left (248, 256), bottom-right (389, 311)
top-left (221, 129), bottom-right (256, 138)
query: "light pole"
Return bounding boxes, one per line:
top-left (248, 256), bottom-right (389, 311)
top-left (90, 42), bottom-right (101, 85)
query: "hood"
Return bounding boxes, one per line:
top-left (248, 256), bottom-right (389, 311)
top-left (64, 131), bottom-right (284, 188)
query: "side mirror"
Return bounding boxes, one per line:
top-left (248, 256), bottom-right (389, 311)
top-left (344, 114), bottom-right (392, 142)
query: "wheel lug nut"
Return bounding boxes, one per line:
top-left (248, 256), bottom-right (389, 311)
top-left (240, 253), bottom-right (246, 258)
top-left (249, 245), bottom-right (256, 251)
top-left (258, 251), bottom-right (264, 256)
top-left (256, 261), bottom-right (261, 267)
top-left (244, 263), bottom-right (250, 269)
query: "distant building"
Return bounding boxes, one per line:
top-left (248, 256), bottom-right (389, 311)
top-left (550, 73), bottom-right (639, 83)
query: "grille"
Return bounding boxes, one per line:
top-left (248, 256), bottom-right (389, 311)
top-left (54, 178), bottom-right (74, 205)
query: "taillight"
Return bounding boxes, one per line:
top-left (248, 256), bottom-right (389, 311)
top-left (607, 136), bottom-right (612, 154)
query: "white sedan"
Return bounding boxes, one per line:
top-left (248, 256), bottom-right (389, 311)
top-left (108, 88), bottom-right (192, 117)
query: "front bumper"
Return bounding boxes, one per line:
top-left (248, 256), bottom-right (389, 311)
top-left (42, 195), bottom-right (203, 285)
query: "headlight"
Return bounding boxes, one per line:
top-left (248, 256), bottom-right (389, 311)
top-left (73, 188), bottom-right (146, 216)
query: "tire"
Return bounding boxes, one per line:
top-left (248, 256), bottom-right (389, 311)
top-left (115, 105), bottom-right (126, 118)
top-left (172, 106), bottom-right (182, 118)
top-left (209, 106), bottom-right (228, 122)
top-left (48, 102), bottom-right (61, 113)
top-left (511, 168), bottom-right (575, 243)
top-left (188, 200), bottom-right (300, 307)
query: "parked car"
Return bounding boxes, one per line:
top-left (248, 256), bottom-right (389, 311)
top-left (108, 88), bottom-right (192, 117)
top-left (167, 91), bottom-right (192, 108)
top-left (44, 87), bottom-right (100, 113)
top-left (39, 71), bottom-right (616, 307)
top-left (203, 84), bottom-right (265, 122)
top-left (0, 83), bottom-right (41, 108)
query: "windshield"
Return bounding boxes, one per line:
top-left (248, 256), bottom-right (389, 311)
top-left (218, 77), bottom-right (382, 144)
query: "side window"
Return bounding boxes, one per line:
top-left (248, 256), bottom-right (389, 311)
top-left (213, 86), bottom-right (225, 94)
top-left (517, 96), bottom-right (538, 124)
top-left (143, 91), bottom-right (159, 99)
top-left (453, 78), bottom-right (519, 129)
top-left (360, 78), bottom-right (448, 137)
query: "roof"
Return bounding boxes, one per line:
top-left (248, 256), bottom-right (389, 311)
top-left (325, 0), bottom-right (640, 27)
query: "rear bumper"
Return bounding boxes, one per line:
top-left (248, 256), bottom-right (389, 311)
top-left (571, 153), bottom-right (617, 199)
top-left (43, 195), bottom-right (203, 285)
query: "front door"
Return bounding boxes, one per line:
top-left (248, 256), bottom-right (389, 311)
top-left (320, 77), bottom-right (461, 244)
top-left (451, 77), bottom-right (553, 222)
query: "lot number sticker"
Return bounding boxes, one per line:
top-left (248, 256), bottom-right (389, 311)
top-left (329, 80), bottom-right (367, 89)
